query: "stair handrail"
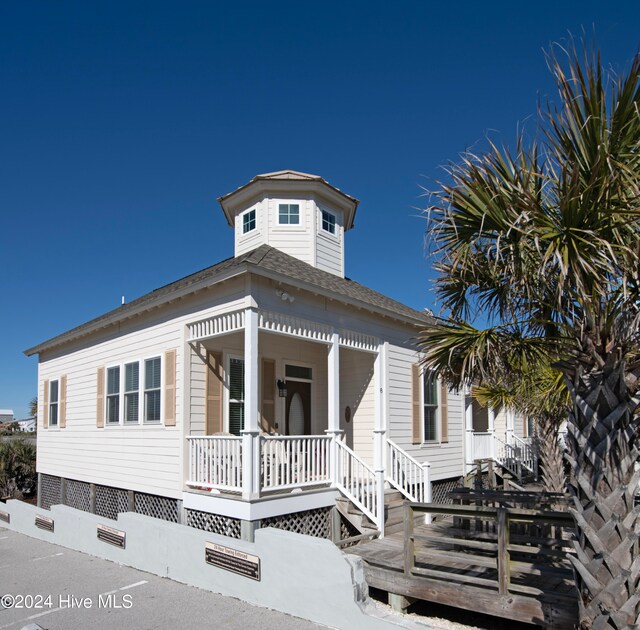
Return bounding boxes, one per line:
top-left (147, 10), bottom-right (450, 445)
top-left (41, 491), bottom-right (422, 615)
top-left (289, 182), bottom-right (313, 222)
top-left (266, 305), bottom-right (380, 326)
top-left (494, 435), bottom-right (522, 480)
top-left (512, 434), bottom-right (537, 476)
top-left (386, 438), bottom-right (431, 503)
top-left (334, 439), bottom-right (381, 530)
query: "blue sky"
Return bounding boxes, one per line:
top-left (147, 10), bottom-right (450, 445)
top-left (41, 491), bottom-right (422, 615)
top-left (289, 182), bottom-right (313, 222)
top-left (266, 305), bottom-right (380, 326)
top-left (1, 1), bottom-right (639, 418)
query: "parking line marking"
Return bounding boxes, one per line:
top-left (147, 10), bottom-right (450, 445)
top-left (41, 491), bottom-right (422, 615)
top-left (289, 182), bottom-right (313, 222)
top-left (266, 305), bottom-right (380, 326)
top-left (0, 580), bottom-right (148, 629)
top-left (101, 579), bottom-right (148, 596)
top-left (31, 552), bottom-right (64, 562)
top-left (0, 536), bottom-right (9, 540)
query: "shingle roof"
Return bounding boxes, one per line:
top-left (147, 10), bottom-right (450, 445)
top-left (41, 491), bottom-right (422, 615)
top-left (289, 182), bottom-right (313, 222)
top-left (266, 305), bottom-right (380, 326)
top-left (25, 245), bottom-right (430, 356)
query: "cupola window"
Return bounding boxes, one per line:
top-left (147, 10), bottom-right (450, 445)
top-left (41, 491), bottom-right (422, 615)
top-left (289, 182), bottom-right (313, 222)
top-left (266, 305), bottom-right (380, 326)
top-left (278, 203), bottom-right (300, 225)
top-left (321, 209), bottom-right (336, 234)
top-left (242, 209), bottom-right (256, 234)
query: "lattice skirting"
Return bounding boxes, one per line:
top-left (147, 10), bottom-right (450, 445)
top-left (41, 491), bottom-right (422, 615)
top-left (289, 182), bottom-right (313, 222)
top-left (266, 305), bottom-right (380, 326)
top-left (262, 506), bottom-right (332, 539)
top-left (135, 492), bottom-right (180, 523)
top-left (39, 474), bottom-right (180, 524)
top-left (40, 474), bottom-right (62, 510)
top-left (431, 476), bottom-right (464, 504)
top-left (64, 478), bottom-right (91, 512)
top-left (94, 485), bottom-right (129, 520)
top-left (185, 509), bottom-right (241, 539)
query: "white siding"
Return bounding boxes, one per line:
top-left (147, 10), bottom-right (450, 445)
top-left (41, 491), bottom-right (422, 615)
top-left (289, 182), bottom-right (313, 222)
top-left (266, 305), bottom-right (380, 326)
top-left (235, 201), bottom-right (266, 257)
top-left (339, 349), bottom-right (375, 465)
top-left (267, 197), bottom-right (314, 266)
top-left (36, 278), bottom-right (247, 498)
top-left (315, 205), bottom-right (344, 276)
top-left (386, 344), bottom-right (465, 482)
top-left (232, 195), bottom-right (346, 277)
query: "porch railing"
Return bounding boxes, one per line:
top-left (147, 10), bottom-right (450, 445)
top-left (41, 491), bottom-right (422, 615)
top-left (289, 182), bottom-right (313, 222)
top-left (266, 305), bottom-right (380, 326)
top-left (260, 435), bottom-right (332, 492)
top-left (470, 432), bottom-right (494, 461)
top-left (187, 435), bottom-right (243, 492)
top-left (512, 435), bottom-right (537, 477)
top-left (334, 439), bottom-right (380, 529)
top-left (494, 437), bottom-right (522, 480)
top-left (386, 438), bottom-right (431, 503)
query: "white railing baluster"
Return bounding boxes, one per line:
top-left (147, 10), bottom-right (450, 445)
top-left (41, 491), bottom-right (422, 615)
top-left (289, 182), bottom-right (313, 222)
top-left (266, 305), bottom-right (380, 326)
top-left (385, 439), bottom-right (431, 505)
top-left (186, 436), bottom-right (243, 493)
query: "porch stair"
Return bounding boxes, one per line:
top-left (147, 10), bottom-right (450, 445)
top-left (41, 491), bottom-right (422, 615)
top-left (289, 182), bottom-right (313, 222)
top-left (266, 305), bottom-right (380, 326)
top-left (336, 489), bottom-right (425, 538)
top-left (334, 496), bottom-right (378, 537)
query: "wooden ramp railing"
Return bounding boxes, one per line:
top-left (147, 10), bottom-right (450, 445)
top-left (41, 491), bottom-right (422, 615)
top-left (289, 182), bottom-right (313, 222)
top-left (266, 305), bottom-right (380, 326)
top-left (400, 502), bottom-right (577, 627)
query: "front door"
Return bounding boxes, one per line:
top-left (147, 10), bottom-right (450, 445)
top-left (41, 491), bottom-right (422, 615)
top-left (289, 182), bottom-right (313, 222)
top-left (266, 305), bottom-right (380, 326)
top-left (285, 380), bottom-right (311, 435)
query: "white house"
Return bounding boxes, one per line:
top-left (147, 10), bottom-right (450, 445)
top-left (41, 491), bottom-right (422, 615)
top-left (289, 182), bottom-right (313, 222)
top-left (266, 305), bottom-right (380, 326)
top-left (17, 417), bottom-right (36, 432)
top-left (25, 171), bottom-right (468, 541)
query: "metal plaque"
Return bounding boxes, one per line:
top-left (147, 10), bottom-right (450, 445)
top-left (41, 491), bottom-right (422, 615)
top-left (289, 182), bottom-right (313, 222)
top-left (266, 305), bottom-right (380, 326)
top-left (97, 524), bottom-right (126, 548)
top-left (205, 542), bottom-right (261, 581)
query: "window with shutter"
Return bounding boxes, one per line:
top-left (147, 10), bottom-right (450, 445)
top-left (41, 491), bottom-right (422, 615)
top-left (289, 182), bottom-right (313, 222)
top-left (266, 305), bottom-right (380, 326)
top-left (228, 358), bottom-right (245, 436)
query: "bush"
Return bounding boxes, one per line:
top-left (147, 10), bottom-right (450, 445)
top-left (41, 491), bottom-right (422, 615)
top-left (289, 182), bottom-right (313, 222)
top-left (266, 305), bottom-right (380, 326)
top-left (0, 439), bottom-right (37, 498)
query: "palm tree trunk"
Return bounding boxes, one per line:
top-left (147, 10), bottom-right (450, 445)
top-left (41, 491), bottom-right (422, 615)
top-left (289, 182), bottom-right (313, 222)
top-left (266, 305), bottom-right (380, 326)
top-left (564, 356), bottom-right (640, 629)
top-left (537, 412), bottom-right (566, 495)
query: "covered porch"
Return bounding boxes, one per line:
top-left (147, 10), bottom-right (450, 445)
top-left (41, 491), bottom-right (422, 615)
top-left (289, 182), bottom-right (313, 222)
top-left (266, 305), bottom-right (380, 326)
top-left (183, 303), bottom-right (430, 532)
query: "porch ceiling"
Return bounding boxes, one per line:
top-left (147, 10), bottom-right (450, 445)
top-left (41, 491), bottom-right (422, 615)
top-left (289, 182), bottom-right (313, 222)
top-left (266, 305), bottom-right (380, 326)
top-left (188, 308), bottom-right (379, 353)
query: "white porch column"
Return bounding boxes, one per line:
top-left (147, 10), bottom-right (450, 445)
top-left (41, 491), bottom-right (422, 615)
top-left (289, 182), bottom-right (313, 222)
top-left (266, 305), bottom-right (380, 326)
top-left (488, 407), bottom-right (496, 460)
top-left (464, 392), bottom-right (475, 474)
top-left (326, 331), bottom-right (342, 485)
top-left (242, 306), bottom-right (260, 500)
top-left (373, 341), bottom-right (387, 536)
top-left (506, 409), bottom-right (515, 445)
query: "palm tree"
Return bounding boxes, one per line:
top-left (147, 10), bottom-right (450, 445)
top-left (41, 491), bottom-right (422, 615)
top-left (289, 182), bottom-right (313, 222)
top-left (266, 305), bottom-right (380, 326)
top-left (420, 43), bottom-right (640, 629)
top-left (474, 364), bottom-right (569, 495)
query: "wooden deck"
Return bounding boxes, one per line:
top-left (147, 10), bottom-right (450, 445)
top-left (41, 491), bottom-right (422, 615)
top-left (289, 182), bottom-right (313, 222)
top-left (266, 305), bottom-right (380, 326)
top-left (348, 503), bottom-right (578, 629)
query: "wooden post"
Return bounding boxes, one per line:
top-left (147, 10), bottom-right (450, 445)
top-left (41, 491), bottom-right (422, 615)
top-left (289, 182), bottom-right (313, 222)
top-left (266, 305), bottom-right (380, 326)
top-left (127, 490), bottom-right (135, 512)
top-left (487, 460), bottom-right (496, 490)
top-left (474, 461), bottom-right (483, 490)
top-left (497, 507), bottom-right (510, 595)
top-left (36, 473), bottom-right (42, 508)
top-left (403, 503), bottom-right (415, 576)
top-left (89, 483), bottom-right (96, 514)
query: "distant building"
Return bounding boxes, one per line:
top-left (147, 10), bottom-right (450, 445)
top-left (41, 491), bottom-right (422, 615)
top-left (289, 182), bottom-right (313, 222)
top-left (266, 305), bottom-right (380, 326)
top-left (0, 409), bottom-right (14, 424)
top-left (17, 417), bottom-right (36, 432)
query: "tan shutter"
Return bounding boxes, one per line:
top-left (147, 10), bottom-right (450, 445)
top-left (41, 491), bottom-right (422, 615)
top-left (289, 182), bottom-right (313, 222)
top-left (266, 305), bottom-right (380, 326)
top-left (206, 351), bottom-right (223, 434)
top-left (164, 349), bottom-right (177, 426)
top-left (59, 375), bottom-right (67, 428)
top-left (96, 367), bottom-right (105, 428)
top-left (439, 380), bottom-right (448, 443)
top-left (43, 379), bottom-right (49, 429)
top-left (411, 363), bottom-right (421, 444)
top-left (261, 359), bottom-right (275, 433)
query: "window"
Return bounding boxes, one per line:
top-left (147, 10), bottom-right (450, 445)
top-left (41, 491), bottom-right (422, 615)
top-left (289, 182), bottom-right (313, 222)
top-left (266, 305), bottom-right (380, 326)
top-left (285, 364), bottom-right (312, 380)
top-left (321, 209), bottom-right (336, 234)
top-left (278, 203), bottom-right (300, 225)
top-left (144, 357), bottom-right (161, 423)
top-left (242, 209), bottom-right (256, 234)
top-left (228, 358), bottom-right (244, 435)
top-left (104, 356), bottom-right (161, 425)
top-left (106, 367), bottom-right (120, 424)
top-left (124, 362), bottom-right (139, 423)
top-left (49, 380), bottom-right (59, 427)
top-left (423, 370), bottom-right (438, 442)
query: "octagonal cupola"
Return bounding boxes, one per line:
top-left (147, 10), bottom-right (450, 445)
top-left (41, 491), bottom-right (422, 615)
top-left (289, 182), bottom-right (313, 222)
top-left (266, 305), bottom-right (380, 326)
top-left (217, 170), bottom-right (359, 277)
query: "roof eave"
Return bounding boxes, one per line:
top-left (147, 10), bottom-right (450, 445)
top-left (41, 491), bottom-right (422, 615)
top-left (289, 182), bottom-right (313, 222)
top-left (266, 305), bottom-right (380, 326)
top-left (24, 264), bottom-right (250, 357)
top-left (218, 177), bottom-right (359, 229)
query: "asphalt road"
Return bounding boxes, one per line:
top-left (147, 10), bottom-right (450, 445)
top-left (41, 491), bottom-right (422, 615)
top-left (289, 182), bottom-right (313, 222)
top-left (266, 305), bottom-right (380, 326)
top-left (0, 527), bottom-right (322, 630)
